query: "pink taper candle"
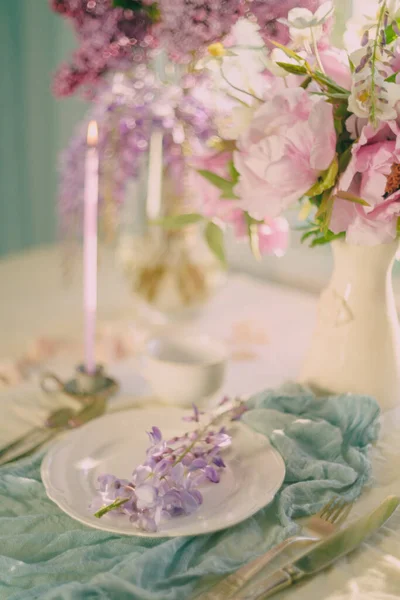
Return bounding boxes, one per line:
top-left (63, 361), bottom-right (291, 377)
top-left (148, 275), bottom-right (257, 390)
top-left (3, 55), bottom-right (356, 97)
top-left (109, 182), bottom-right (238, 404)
top-left (84, 121), bottom-right (99, 375)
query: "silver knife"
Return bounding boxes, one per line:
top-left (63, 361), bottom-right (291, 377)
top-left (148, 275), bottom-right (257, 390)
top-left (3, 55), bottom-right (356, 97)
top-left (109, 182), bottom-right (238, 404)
top-left (235, 495), bottom-right (400, 600)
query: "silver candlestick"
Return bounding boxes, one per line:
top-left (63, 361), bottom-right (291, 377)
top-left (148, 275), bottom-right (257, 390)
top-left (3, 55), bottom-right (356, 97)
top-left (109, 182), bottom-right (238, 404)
top-left (41, 364), bottom-right (119, 405)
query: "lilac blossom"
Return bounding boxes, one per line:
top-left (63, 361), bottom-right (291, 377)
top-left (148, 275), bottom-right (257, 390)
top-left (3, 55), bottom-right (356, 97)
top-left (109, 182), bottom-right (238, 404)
top-left (183, 403), bottom-right (205, 422)
top-left (92, 398), bottom-right (247, 532)
top-left (58, 66), bottom-right (217, 239)
top-left (50, 0), bottom-right (157, 96)
top-left (156, 0), bottom-right (245, 62)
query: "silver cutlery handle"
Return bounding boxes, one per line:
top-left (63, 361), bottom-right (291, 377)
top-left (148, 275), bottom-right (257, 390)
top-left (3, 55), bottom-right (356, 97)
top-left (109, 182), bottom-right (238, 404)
top-left (196, 537), bottom-right (309, 600)
top-left (0, 400), bottom-right (106, 466)
top-left (236, 568), bottom-right (295, 600)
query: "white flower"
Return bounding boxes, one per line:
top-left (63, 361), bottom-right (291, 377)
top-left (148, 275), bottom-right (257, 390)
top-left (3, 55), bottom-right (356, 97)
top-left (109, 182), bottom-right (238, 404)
top-left (279, 2), bottom-right (334, 29)
top-left (387, 0), bottom-right (400, 19)
top-left (278, 2), bottom-right (333, 50)
top-left (288, 24), bottom-right (322, 49)
top-left (345, 1), bottom-right (400, 53)
top-left (348, 69), bottom-right (400, 121)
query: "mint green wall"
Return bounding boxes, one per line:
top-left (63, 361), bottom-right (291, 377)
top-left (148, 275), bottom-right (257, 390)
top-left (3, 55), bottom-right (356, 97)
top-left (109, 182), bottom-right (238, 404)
top-left (0, 0), bottom-right (86, 257)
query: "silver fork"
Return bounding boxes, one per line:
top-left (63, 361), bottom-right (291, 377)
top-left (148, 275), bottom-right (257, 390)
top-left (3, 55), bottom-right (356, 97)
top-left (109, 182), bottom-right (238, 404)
top-left (0, 398), bottom-right (107, 465)
top-left (196, 498), bottom-right (352, 600)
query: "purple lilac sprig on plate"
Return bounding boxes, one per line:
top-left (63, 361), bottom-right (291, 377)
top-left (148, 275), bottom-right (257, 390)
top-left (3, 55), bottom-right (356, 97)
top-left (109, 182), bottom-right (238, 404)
top-left (92, 398), bottom-right (248, 532)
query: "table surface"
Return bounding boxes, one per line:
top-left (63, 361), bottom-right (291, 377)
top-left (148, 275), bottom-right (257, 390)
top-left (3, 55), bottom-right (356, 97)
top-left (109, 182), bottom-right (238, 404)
top-left (1, 245), bottom-right (399, 600)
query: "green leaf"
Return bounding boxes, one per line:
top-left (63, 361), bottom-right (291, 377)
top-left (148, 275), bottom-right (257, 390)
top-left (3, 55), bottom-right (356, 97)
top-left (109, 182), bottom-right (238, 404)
top-left (269, 41), bottom-right (304, 62)
top-left (228, 161), bottom-right (240, 185)
top-left (112, 0), bottom-right (160, 19)
top-left (113, 0), bottom-right (141, 8)
top-left (338, 145), bottom-right (353, 174)
top-left (314, 189), bottom-right (334, 234)
top-left (197, 169), bottom-right (238, 199)
top-left (306, 156), bottom-right (339, 197)
top-left (336, 191), bottom-right (370, 206)
top-left (326, 92), bottom-right (351, 100)
top-left (276, 62), bottom-right (308, 76)
top-left (397, 216), bottom-right (400, 236)
top-left (385, 72), bottom-right (399, 83)
top-left (152, 213), bottom-right (204, 230)
top-left (335, 102), bottom-right (351, 119)
top-left (334, 117), bottom-right (343, 136)
top-left (384, 22), bottom-right (398, 45)
top-left (300, 76), bottom-right (313, 89)
top-left (299, 225), bottom-right (345, 247)
top-left (348, 57), bottom-right (355, 74)
top-left (310, 231), bottom-right (345, 247)
top-left (312, 71), bottom-right (351, 96)
top-left (301, 229), bottom-right (319, 243)
top-left (205, 222), bottom-right (226, 265)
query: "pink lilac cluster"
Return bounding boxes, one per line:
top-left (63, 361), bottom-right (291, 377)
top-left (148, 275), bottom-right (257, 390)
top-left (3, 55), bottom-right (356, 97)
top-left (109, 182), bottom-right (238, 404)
top-left (58, 67), bottom-right (215, 237)
top-left (92, 400), bottom-right (247, 532)
top-left (50, 0), bottom-right (157, 96)
top-left (156, 0), bottom-right (245, 62)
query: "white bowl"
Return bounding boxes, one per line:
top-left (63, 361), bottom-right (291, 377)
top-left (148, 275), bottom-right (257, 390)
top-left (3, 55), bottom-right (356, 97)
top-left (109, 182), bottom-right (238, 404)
top-left (143, 334), bottom-right (227, 407)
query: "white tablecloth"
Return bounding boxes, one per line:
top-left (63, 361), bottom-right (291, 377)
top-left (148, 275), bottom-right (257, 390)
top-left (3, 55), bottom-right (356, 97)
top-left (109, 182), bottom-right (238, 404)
top-left (0, 245), bottom-right (399, 600)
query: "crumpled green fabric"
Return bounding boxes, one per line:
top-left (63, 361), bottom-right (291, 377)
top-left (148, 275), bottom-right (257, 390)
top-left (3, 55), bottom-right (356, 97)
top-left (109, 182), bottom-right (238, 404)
top-left (0, 385), bottom-right (380, 600)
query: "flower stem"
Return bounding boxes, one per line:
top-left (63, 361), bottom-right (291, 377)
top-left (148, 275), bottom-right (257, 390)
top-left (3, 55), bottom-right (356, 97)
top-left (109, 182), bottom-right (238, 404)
top-left (220, 68), bottom-right (263, 103)
top-left (370, 2), bottom-right (387, 125)
top-left (310, 27), bottom-right (325, 74)
top-left (172, 412), bottom-right (226, 467)
top-left (94, 497), bottom-right (130, 519)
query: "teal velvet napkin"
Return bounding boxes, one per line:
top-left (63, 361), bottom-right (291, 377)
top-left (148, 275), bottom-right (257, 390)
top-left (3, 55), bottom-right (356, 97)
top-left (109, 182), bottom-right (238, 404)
top-left (0, 385), bottom-right (380, 600)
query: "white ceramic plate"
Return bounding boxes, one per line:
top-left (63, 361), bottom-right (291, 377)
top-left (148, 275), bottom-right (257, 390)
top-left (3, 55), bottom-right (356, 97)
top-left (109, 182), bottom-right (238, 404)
top-left (41, 408), bottom-right (285, 537)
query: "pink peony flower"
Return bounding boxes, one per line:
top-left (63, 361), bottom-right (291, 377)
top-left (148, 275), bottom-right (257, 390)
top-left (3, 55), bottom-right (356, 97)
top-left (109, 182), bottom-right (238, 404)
top-left (319, 48), bottom-right (352, 90)
top-left (188, 152), bottom-right (289, 256)
top-left (233, 87), bottom-right (336, 219)
top-left (330, 122), bottom-right (400, 245)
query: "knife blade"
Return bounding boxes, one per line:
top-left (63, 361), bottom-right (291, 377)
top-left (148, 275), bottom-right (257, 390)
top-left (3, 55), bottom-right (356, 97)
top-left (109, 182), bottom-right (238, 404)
top-left (236, 495), bottom-right (400, 600)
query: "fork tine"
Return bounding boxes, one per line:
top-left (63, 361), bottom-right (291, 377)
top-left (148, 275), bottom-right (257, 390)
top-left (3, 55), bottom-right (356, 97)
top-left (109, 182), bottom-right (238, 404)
top-left (318, 497), bottom-right (337, 520)
top-left (332, 501), bottom-right (353, 526)
top-left (325, 500), bottom-right (348, 524)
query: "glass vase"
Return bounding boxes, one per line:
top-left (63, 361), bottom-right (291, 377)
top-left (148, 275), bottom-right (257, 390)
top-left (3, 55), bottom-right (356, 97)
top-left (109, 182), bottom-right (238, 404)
top-left (117, 168), bottom-right (225, 319)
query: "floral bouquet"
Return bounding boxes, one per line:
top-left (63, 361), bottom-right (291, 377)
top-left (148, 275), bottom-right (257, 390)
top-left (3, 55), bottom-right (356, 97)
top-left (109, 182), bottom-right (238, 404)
top-left (51, 0), bottom-right (299, 264)
top-left (191, 0), bottom-right (400, 249)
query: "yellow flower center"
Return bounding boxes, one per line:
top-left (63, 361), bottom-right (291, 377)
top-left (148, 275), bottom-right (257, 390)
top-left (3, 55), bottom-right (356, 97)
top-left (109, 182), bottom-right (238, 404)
top-left (208, 43), bottom-right (226, 57)
top-left (357, 89), bottom-right (370, 104)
